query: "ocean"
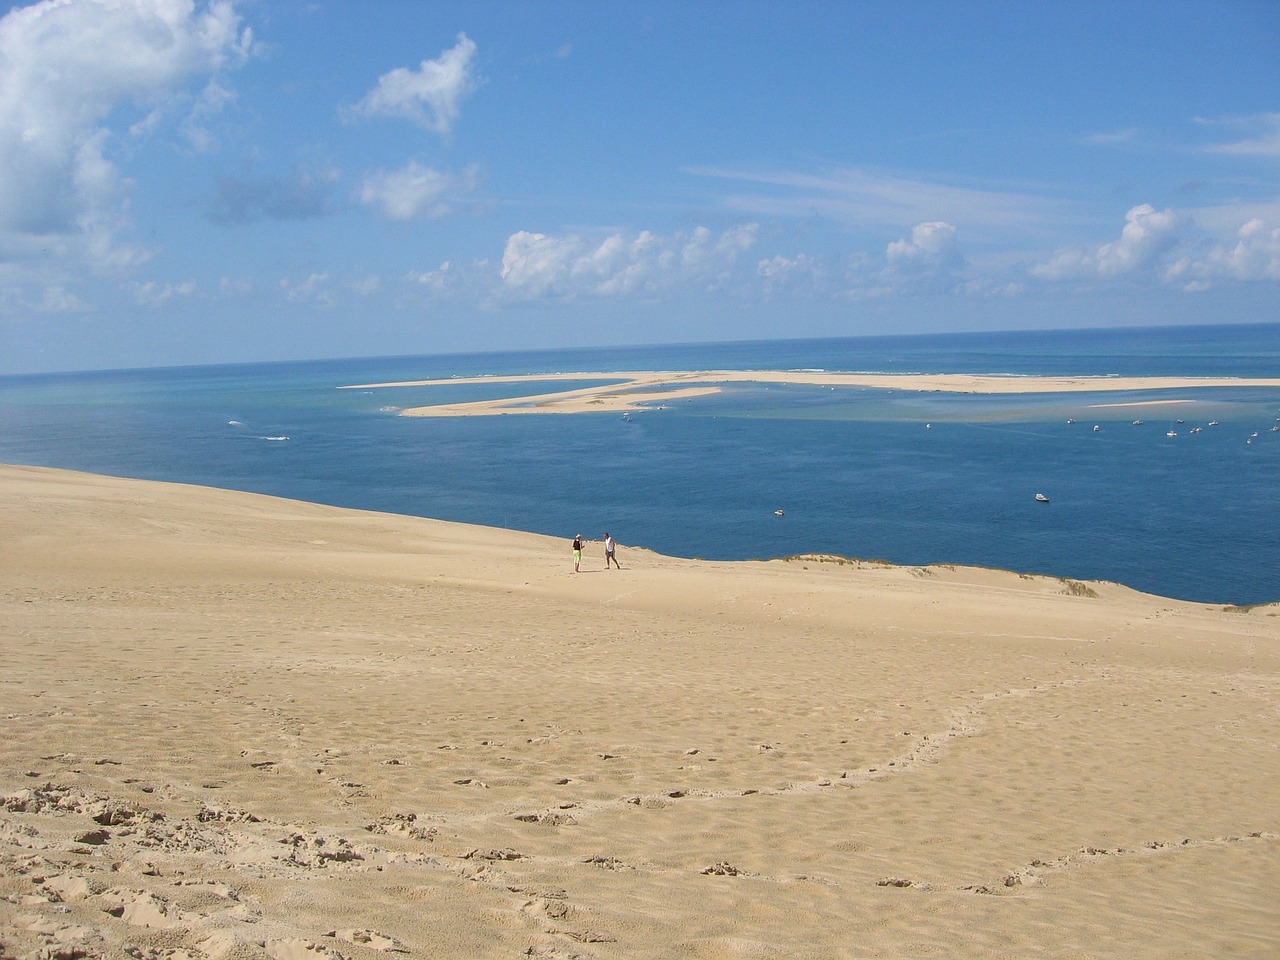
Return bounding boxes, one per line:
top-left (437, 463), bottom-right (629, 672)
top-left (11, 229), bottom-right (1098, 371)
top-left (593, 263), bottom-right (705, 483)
top-left (2, 323), bottom-right (1278, 605)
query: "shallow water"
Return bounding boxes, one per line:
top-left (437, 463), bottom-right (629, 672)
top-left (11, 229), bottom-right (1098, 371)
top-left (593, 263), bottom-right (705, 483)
top-left (2, 323), bottom-right (1277, 604)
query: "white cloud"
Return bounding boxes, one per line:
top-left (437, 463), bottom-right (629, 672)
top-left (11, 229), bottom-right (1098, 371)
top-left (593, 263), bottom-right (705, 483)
top-left (180, 78), bottom-right (237, 152)
top-left (126, 279), bottom-right (196, 306)
top-left (406, 260), bottom-right (455, 293)
top-left (1085, 129), bottom-right (1138, 146)
top-left (1166, 218), bottom-right (1280, 289)
top-left (358, 161), bottom-right (477, 220)
top-left (691, 165), bottom-right (1065, 238)
top-left (757, 253), bottom-right (823, 298)
top-left (37, 284), bottom-right (92, 313)
top-left (349, 33), bottom-right (478, 134)
top-left (1095, 205), bottom-right (1180, 276)
top-left (498, 224), bottom-right (758, 301)
top-left (500, 231), bottom-right (582, 298)
top-left (280, 271), bottom-right (333, 305)
top-left (219, 275), bottom-right (251, 297)
top-left (0, 0), bottom-right (251, 265)
top-left (886, 221), bottom-right (959, 266)
top-left (347, 275), bottom-right (381, 296)
top-left (1032, 204), bottom-right (1180, 281)
top-left (833, 221), bottom-right (966, 300)
top-left (1199, 112), bottom-right (1280, 158)
top-left (877, 221), bottom-right (964, 295)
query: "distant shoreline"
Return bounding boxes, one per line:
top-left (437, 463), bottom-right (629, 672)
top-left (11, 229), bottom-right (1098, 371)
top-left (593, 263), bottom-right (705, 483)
top-left (339, 370), bottom-right (1280, 417)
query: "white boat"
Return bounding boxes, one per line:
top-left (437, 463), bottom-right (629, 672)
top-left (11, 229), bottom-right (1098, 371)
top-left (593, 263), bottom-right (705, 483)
top-left (1166, 430), bottom-right (1177, 437)
top-left (1131, 419), bottom-right (1143, 425)
top-left (1208, 420), bottom-right (1220, 426)
top-left (1092, 424), bottom-right (1100, 432)
top-left (1035, 493), bottom-right (1050, 503)
top-left (774, 509), bottom-right (785, 517)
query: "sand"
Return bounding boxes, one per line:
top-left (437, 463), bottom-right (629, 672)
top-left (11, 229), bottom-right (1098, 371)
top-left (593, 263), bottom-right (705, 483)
top-left (337, 370), bottom-right (1280, 417)
top-left (2, 463), bottom-right (1277, 959)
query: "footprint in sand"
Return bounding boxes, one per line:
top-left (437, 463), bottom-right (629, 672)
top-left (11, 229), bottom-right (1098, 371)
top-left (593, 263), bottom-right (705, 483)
top-left (98, 887), bottom-right (185, 928)
top-left (327, 928), bottom-right (409, 952)
top-left (266, 938), bottom-right (348, 959)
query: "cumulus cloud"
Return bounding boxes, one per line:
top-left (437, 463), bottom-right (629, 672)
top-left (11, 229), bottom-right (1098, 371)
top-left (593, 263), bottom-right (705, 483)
top-left (402, 258), bottom-right (495, 302)
top-left (405, 260), bottom-right (456, 293)
top-left (180, 78), bottom-right (237, 152)
top-left (0, 0), bottom-right (252, 257)
top-left (125, 278), bottom-right (196, 306)
top-left (834, 221), bottom-right (967, 299)
top-left (498, 224), bottom-right (757, 301)
top-left (1032, 204), bottom-right (1180, 281)
top-left (757, 253), bottom-right (823, 298)
top-left (37, 284), bottom-right (92, 313)
top-left (349, 33), bottom-right (478, 134)
top-left (280, 271), bottom-right (333, 305)
top-left (347, 275), bottom-right (381, 296)
top-left (1166, 218), bottom-right (1280, 289)
top-left (886, 221), bottom-right (960, 268)
top-left (219, 276), bottom-right (251, 297)
top-left (358, 161), bottom-right (477, 220)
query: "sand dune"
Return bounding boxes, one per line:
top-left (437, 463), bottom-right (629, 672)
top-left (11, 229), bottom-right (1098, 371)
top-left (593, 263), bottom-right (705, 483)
top-left (1, 464), bottom-right (1277, 959)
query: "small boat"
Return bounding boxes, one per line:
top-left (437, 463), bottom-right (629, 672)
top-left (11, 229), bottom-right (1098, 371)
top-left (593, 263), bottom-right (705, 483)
top-left (1166, 430), bottom-right (1178, 437)
top-left (1066, 418), bottom-right (1077, 424)
top-left (621, 413), bottom-right (633, 422)
top-left (1208, 420), bottom-right (1220, 426)
top-left (1131, 419), bottom-right (1143, 425)
top-left (1190, 426), bottom-right (1203, 434)
top-left (774, 509), bottom-right (785, 517)
top-left (1035, 493), bottom-right (1050, 503)
top-left (1092, 424), bottom-right (1101, 432)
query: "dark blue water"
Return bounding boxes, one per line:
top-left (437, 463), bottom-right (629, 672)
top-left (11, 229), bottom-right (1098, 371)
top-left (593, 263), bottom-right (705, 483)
top-left (2, 324), bottom-right (1277, 604)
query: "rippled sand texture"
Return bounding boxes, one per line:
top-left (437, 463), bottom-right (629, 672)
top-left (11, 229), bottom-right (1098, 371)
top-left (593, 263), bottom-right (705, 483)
top-left (2, 465), bottom-right (1277, 959)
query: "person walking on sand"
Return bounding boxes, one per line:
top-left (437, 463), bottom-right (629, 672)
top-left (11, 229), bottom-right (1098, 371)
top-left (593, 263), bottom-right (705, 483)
top-left (604, 532), bottom-right (620, 569)
top-left (572, 534), bottom-right (584, 572)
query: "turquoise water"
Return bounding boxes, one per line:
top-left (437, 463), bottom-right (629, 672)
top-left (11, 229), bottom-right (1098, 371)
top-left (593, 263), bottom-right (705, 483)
top-left (2, 323), bottom-right (1277, 605)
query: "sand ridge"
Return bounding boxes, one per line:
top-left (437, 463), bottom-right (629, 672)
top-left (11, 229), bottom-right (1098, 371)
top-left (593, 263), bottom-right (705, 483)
top-left (338, 369), bottom-right (1280, 417)
top-left (2, 465), bottom-right (1278, 958)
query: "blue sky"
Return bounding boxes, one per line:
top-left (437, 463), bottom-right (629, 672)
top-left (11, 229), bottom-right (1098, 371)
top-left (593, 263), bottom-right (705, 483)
top-left (1, 0), bottom-right (1277, 375)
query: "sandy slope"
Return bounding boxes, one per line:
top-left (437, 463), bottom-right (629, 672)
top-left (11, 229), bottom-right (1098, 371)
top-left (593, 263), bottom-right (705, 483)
top-left (1, 464), bottom-right (1277, 959)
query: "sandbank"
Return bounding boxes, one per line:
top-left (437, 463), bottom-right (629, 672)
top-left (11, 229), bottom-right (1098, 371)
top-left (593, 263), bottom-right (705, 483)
top-left (2, 464), bottom-right (1278, 959)
top-left (339, 370), bottom-right (1280, 417)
